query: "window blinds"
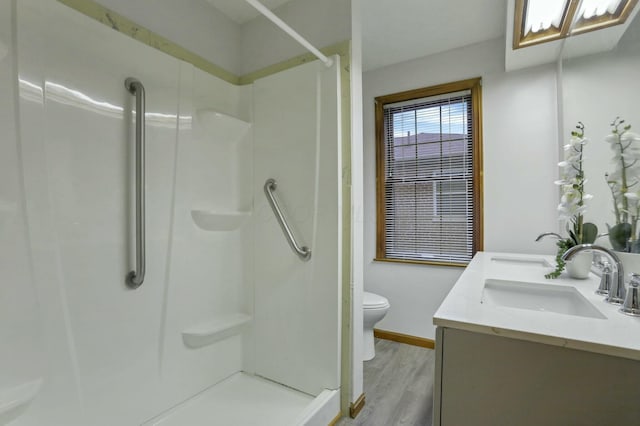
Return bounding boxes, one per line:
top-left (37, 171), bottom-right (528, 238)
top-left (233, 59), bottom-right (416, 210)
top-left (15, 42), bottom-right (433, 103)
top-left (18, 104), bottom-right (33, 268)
top-left (382, 89), bottom-right (474, 264)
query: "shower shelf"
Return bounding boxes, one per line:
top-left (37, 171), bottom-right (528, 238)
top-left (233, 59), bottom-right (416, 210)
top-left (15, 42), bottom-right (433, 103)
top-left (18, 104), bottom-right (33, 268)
top-left (182, 313), bottom-right (252, 348)
top-left (191, 210), bottom-right (250, 231)
top-left (195, 109), bottom-right (251, 144)
top-left (0, 378), bottom-right (43, 424)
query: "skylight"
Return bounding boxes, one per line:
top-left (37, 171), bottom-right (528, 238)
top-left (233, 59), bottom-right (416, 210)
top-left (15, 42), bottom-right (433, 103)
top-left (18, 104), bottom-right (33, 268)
top-left (513, 0), bottom-right (638, 49)
top-left (524, 0), bottom-right (569, 35)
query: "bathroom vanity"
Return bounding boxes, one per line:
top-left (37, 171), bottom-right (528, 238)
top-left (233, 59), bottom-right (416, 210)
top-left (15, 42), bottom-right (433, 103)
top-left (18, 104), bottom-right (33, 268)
top-left (433, 252), bottom-right (640, 426)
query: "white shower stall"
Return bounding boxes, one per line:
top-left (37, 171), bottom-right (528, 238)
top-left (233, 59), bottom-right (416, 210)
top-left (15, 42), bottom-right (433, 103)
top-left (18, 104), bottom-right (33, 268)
top-left (1, 0), bottom-right (342, 424)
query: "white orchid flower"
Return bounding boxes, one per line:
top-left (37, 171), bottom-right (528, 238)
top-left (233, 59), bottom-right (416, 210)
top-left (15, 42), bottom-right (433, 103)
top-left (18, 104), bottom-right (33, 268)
top-left (606, 134), bottom-right (620, 144)
top-left (621, 132), bottom-right (640, 143)
top-left (604, 118), bottom-right (640, 229)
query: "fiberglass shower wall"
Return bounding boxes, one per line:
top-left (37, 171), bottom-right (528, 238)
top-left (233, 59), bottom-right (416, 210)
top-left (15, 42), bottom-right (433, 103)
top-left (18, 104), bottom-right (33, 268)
top-left (2, 0), bottom-right (341, 424)
top-left (0, 2), bottom-right (47, 425)
top-left (252, 59), bottom-right (342, 396)
top-left (8, 0), bottom-right (252, 424)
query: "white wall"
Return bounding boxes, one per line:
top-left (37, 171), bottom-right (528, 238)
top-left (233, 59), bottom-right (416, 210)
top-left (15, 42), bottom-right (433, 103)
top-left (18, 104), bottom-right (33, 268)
top-left (93, 0), bottom-right (242, 75)
top-left (239, 0), bottom-right (350, 74)
top-left (363, 38), bottom-right (560, 340)
top-left (350, 0), bottom-right (364, 403)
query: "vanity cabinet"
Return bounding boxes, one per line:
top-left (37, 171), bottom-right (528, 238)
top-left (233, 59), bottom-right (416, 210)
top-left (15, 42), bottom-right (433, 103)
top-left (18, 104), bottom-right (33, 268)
top-left (432, 252), bottom-right (640, 426)
top-left (433, 327), bottom-right (640, 426)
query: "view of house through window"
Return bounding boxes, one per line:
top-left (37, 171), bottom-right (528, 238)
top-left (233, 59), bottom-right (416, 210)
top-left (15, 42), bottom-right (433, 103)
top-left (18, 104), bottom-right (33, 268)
top-left (375, 78), bottom-right (483, 266)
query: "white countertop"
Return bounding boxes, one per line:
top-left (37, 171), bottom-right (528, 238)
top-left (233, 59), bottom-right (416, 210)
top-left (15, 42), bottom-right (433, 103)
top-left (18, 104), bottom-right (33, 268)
top-left (433, 251), bottom-right (640, 360)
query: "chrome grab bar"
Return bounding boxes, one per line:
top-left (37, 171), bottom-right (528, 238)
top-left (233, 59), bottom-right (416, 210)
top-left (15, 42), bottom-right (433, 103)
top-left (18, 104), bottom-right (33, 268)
top-left (263, 178), bottom-right (311, 261)
top-left (125, 78), bottom-right (146, 289)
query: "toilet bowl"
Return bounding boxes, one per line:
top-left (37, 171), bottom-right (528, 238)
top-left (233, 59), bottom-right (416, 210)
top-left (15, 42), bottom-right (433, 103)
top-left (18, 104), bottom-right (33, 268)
top-left (363, 291), bottom-right (390, 361)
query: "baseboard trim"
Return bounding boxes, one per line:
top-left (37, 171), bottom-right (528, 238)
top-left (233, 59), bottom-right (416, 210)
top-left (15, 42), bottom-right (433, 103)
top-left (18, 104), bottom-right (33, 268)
top-left (374, 329), bottom-right (435, 349)
top-left (328, 411), bottom-right (342, 426)
top-left (349, 393), bottom-right (365, 418)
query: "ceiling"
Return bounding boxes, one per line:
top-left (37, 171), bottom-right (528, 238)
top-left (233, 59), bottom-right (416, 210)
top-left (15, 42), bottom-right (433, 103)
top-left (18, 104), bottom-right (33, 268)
top-left (208, 0), bottom-right (507, 71)
top-left (362, 0), bottom-right (507, 71)
top-left (206, 0), bottom-right (634, 72)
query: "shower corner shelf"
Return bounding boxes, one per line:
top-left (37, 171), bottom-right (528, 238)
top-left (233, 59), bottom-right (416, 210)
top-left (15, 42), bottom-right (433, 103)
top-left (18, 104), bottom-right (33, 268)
top-left (0, 378), bottom-right (43, 424)
top-left (182, 313), bottom-right (252, 348)
top-left (191, 210), bottom-right (251, 231)
top-left (195, 109), bottom-right (251, 143)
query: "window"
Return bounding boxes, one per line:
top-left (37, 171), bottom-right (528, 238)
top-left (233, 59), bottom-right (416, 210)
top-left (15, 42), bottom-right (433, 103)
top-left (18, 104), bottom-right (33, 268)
top-left (375, 78), bottom-right (483, 266)
top-left (513, 0), bottom-right (638, 49)
top-left (433, 180), bottom-right (467, 220)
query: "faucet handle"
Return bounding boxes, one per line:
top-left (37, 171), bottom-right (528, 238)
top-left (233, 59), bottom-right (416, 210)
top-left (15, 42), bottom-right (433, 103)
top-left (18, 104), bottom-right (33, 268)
top-left (596, 261), bottom-right (612, 296)
top-left (620, 273), bottom-right (640, 316)
top-left (606, 270), bottom-right (627, 305)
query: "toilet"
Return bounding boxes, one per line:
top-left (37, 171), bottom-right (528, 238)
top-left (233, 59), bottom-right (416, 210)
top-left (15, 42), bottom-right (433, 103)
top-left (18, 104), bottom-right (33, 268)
top-left (363, 291), bottom-right (390, 361)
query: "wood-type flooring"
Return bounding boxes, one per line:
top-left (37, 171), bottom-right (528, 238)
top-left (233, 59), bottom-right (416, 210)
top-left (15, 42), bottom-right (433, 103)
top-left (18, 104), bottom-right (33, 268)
top-left (336, 338), bottom-right (435, 426)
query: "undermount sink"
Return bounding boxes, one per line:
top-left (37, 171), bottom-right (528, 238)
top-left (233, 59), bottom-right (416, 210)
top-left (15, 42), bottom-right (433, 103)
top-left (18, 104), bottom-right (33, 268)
top-left (490, 256), bottom-right (552, 268)
top-left (482, 279), bottom-right (606, 319)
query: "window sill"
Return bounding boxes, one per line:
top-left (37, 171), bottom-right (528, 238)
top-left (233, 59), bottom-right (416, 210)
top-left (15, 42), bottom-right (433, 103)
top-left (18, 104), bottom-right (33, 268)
top-left (373, 257), bottom-right (468, 268)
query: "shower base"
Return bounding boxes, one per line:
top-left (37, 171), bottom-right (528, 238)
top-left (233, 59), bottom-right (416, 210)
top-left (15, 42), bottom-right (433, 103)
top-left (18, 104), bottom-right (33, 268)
top-left (142, 372), bottom-right (339, 426)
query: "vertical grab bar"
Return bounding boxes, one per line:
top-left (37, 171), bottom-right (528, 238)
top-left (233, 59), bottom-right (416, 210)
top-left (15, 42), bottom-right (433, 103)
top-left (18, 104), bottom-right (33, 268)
top-left (125, 78), bottom-right (146, 289)
top-left (264, 179), bottom-right (311, 261)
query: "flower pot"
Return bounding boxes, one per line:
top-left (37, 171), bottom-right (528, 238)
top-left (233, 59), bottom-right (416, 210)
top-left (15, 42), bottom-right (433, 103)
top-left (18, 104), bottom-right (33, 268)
top-left (565, 251), bottom-right (593, 279)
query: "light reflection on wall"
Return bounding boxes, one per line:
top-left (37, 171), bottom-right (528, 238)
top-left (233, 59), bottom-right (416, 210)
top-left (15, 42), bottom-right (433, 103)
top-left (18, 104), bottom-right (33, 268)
top-left (18, 78), bottom-right (192, 128)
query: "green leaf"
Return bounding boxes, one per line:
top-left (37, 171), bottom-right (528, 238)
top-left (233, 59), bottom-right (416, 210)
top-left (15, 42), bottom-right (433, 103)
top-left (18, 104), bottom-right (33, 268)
top-left (582, 222), bottom-right (598, 244)
top-left (608, 223), bottom-right (632, 251)
top-left (568, 229), bottom-right (578, 245)
top-left (545, 239), bottom-right (574, 279)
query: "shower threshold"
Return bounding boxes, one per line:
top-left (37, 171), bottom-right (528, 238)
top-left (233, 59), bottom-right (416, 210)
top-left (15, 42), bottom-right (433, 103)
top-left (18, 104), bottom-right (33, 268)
top-left (142, 372), bottom-right (339, 426)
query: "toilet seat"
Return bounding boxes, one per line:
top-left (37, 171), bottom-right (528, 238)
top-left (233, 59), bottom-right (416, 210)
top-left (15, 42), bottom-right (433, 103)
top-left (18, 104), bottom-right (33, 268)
top-left (363, 291), bottom-right (390, 310)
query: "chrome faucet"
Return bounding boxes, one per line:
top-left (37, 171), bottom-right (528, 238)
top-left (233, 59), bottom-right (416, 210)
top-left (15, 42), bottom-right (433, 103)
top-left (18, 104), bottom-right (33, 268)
top-left (535, 232), bottom-right (562, 242)
top-left (562, 244), bottom-right (626, 304)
